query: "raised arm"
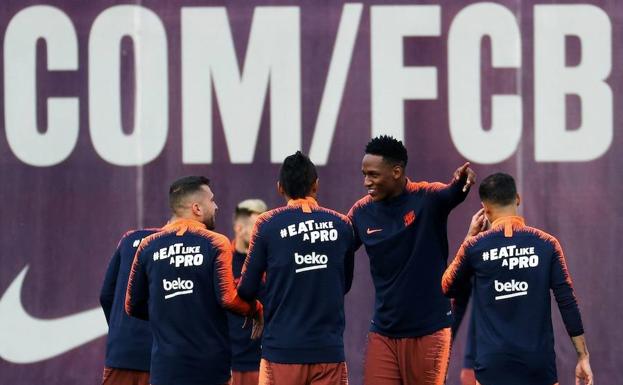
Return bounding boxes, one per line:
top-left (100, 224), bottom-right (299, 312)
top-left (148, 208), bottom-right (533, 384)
top-left (435, 162), bottom-right (476, 210)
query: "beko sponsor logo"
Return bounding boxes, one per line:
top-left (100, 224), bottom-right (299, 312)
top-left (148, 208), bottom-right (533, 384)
top-left (163, 278), bottom-right (194, 299)
top-left (494, 279), bottom-right (528, 300)
top-left (294, 252), bottom-right (328, 273)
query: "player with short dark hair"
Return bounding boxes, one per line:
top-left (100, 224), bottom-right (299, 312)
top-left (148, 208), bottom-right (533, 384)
top-left (238, 151), bottom-right (355, 385)
top-left (229, 198), bottom-right (268, 385)
top-left (348, 135), bottom-right (475, 385)
top-left (125, 176), bottom-right (262, 385)
top-left (442, 173), bottom-right (593, 385)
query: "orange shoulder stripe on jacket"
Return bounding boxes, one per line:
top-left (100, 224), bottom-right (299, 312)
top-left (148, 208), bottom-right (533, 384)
top-left (124, 229), bottom-right (175, 315)
top-left (194, 228), bottom-right (258, 316)
top-left (441, 242), bottom-right (470, 295)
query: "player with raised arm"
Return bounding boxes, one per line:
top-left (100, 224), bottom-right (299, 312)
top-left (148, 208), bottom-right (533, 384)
top-left (348, 135), bottom-right (475, 385)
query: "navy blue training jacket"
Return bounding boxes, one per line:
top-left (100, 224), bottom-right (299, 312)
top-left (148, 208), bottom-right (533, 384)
top-left (100, 228), bottom-right (159, 371)
top-left (442, 216), bottom-right (584, 385)
top-left (125, 219), bottom-right (261, 385)
top-left (348, 178), bottom-right (469, 338)
top-left (238, 197), bottom-right (354, 364)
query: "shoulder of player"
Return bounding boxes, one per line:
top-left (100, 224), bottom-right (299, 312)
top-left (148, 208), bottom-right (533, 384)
top-left (313, 206), bottom-right (351, 226)
top-left (137, 228), bottom-right (175, 247)
top-left (516, 225), bottom-right (560, 248)
top-left (250, 206), bottom-right (293, 231)
top-left (120, 227), bottom-right (160, 240)
top-left (462, 227), bottom-right (500, 251)
top-left (117, 227), bottom-right (160, 249)
top-left (348, 195), bottom-right (373, 217)
top-left (186, 228), bottom-right (233, 252)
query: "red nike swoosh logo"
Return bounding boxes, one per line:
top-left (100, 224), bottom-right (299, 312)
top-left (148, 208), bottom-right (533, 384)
top-left (366, 228), bottom-right (382, 234)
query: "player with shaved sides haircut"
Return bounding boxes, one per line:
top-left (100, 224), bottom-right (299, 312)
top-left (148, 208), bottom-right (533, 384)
top-left (126, 176), bottom-right (262, 385)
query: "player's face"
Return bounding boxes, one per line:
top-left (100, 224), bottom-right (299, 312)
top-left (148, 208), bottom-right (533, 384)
top-left (362, 154), bottom-right (403, 202)
top-left (197, 185), bottom-right (218, 230)
top-left (235, 213), bottom-right (260, 250)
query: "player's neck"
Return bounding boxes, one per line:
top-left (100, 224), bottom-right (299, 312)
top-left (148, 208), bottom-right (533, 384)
top-left (168, 214), bottom-right (204, 226)
top-left (386, 177), bottom-right (408, 200)
top-left (487, 207), bottom-right (518, 224)
top-left (234, 238), bottom-right (248, 254)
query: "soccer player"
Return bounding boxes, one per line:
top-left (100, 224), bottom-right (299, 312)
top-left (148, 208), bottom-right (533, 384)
top-left (229, 198), bottom-right (268, 385)
top-left (442, 173), bottom-right (593, 385)
top-left (100, 226), bottom-right (160, 385)
top-left (125, 176), bottom-right (262, 385)
top-left (237, 151), bottom-right (355, 385)
top-left (348, 135), bottom-right (475, 385)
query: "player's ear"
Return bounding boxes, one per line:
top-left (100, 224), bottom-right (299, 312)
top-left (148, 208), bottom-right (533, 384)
top-left (191, 202), bottom-right (202, 217)
top-left (277, 181), bottom-right (285, 197)
top-left (311, 178), bottom-right (319, 195)
top-left (233, 220), bottom-right (242, 235)
top-left (392, 164), bottom-right (402, 180)
top-left (481, 201), bottom-right (492, 221)
top-left (516, 194), bottom-right (521, 207)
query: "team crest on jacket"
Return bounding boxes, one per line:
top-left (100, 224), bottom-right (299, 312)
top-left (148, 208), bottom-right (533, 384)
top-left (403, 211), bottom-right (416, 227)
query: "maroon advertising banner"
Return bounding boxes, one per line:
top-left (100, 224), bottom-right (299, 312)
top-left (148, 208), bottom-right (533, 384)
top-left (0, 1), bottom-right (620, 384)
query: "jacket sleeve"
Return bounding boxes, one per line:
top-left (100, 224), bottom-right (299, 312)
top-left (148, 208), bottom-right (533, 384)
top-left (428, 177), bottom-right (470, 214)
top-left (124, 242), bottom-right (150, 321)
top-left (344, 221), bottom-right (356, 294)
top-left (237, 219), bottom-right (268, 303)
top-left (214, 237), bottom-right (261, 316)
top-left (550, 239), bottom-right (584, 337)
top-left (450, 286), bottom-right (471, 342)
top-left (442, 241), bottom-right (473, 298)
top-left (346, 206), bottom-right (362, 252)
top-left (99, 245), bottom-right (122, 324)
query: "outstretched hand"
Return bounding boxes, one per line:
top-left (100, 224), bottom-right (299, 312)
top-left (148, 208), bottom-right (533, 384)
top-left (453, 162), bottom-right (476, 192)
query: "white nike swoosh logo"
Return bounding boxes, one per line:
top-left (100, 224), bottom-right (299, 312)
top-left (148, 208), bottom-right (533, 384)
top-left (0, 265), bottom-right (108, 363)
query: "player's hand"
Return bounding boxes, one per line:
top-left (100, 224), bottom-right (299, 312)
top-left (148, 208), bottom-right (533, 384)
top-left (575, 356), bottom-right (593, 385)
top-left (459, 368), bottom-right (477, 385)
top-left (453, 162), bottom-right (476, 192)
top-left (250, 310), bottom-right (264, 340)
top-left (466, 208), bottom-right (489, 239)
